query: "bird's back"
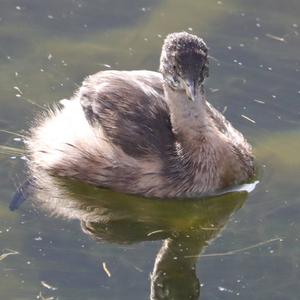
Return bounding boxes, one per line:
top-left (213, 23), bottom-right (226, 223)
top-left (27, 70), bottom-right (254, 198)
top-left (27, 70), bottom-right (181, 197)
top-left (79, 70), bottom-right (175, 159)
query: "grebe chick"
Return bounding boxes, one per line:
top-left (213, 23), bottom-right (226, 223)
top-left (28, 32), bottom-right (255, 198)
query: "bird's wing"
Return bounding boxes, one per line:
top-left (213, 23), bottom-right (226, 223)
top-left (78, 70), bottom-right (175, 158)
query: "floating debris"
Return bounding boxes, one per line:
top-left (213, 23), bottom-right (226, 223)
top-left (140, 7), bottom-right (151, 12)
top-left (201, 227), bottom-right (218, 231)
top-left (147, 229), bottom-right (165, 236)
top-left (102, 262), bottom-right (111, 278)
top-left (185, 237), bottom-right (282, 258)
top-left (241, 114), bottom-right (256, 124)
top-left (133, 265), bottom-right (143, 273)
top-left (0, 145), bottom-right (24, 159)
top-left (41, 281), bottom-right (58, 291)
top-left (218, 286), bottom-right (234, 293)
top-left (37, 291), bottom-right (55, 300)
top-left (99, 63), bottom-right (111, 69)
top-left (208, 55), bottom-right (219, 62)
top-left (13, 86), bottom-right (23, 94)
top-left (0, 249), bottom-right (19, 261)
top-left (21, 97), bottom-right (45, 109)
top-left (209, 88), bottom-right (219, 93)
top-left (265, 33), bottom-right (285, 42)
top-left (0, 129), bottom-right (24, 138)
top-left (253, 99), bottom-right (265, 104)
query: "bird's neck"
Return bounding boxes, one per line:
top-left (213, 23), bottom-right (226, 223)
top-left (164, 85), bottom-right (214, 145)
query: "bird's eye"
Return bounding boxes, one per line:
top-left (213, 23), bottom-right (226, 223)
top-left (197, 77), bottom-right (204, 85)
top-left (202, 65), bottom-right (209, 78)
top-left (166, 74), bottom-right (180, 89)
top-left (171, 77), bottom-right (180, 88)
top-left (170, 65), bottom-right (181, 88)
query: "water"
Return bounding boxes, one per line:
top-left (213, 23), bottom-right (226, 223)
top-left (0, 0), bottom-right (300, 299)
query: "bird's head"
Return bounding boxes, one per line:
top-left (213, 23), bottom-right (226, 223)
top-left (160, 32), bottom-right (209, 102)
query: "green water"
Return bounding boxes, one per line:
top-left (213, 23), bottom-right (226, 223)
top-left (1, 0), bottom-right (300, 299)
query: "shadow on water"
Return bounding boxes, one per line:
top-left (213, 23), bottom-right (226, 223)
top-left (29, 170), bottom-right (249, 300)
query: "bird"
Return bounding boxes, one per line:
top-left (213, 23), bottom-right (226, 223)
top-left (26, 32), bottom-right (255, 198)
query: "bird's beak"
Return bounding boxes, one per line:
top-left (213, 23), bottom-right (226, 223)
top-left (184, 79), bottom-right (197, 102)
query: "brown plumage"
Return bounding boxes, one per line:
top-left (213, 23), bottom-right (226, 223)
top-left (27, 32), bottom-right (255, 198)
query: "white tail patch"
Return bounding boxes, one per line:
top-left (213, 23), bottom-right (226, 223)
top-left (29, 98), bottom-right (112, 170)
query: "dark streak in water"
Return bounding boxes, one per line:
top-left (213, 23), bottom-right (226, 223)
top-left (10, 179), bottom-right (33, 211)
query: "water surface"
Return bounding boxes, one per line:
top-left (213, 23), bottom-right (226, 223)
top-left (1, 0), bottom-right (300, 299)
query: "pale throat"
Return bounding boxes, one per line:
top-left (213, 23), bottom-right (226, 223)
top-left (164, 83), bottom-right (233, 176)
top-left (164, 84), bottom-right (213, 142)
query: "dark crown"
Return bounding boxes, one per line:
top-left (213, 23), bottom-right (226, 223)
top-left (163, 32), bottom-right (208, 56)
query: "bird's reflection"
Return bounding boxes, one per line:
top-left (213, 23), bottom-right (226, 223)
top-left (31, 174), bottom-right (248, 300)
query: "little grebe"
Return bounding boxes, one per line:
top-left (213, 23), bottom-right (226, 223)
top-left (27, 32), bottom-right (255, 198)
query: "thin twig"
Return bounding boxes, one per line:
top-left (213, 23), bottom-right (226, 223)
top-left (147, 229), bottom-right (165, 236)
top-left (184, 238), bottom-right (282, 258)
top-left (21, 97), bottom-right (46, 110)
top-left (0, 129), bottom-right (25, 138)
top-left (265, 33), bottom-right (285, 42)
top-left (0, 249), bottom-right (19, 261)
top-left (241, 114), bottom-right (256, 124)
top-left (0, 145), bottom-right (24, 155)
top-left (102, 262), bottom-right (111, 277)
